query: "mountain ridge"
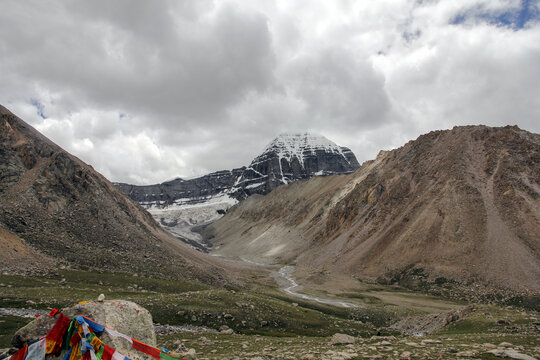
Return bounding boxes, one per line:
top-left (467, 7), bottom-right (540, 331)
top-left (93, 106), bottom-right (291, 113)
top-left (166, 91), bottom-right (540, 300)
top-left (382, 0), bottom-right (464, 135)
top-left (203, 125), bottom-right (540, 296)
top-left (115, 132), bottom-right (360, 208)
top-left (0, 105), bottom-right (235, 284)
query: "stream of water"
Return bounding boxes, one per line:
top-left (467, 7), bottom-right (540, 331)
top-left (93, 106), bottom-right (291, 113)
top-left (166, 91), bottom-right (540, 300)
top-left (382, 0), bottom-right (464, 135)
top-left (276, 266), bottom-right (358, 308)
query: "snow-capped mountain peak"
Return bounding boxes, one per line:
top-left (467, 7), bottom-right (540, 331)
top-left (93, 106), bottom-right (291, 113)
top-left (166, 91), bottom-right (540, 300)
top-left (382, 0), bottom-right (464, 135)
top-left (241, 132), bottom-right (360, 190)
top-left (259, 133), bottom-right (349, 165)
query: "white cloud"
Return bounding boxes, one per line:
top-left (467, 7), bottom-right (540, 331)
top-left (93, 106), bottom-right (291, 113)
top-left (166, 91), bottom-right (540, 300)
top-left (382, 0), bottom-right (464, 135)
top-left (1, 0), bottom-right (539, 184)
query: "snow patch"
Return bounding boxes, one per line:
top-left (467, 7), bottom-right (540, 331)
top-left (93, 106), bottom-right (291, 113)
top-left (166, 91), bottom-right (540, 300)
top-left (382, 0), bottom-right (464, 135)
top-left (143, 192), bottom-right (238, 251)
top-left (245, 182), bottom-right (265, 189)
top-left (141, 192), bottom-right (237, 211)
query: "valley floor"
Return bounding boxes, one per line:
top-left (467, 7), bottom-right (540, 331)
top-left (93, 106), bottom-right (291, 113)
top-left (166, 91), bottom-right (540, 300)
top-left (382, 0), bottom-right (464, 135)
top-left (0, 269), bottom-right (539, 359)
top-left (158, 332), bottom-right (540, 360)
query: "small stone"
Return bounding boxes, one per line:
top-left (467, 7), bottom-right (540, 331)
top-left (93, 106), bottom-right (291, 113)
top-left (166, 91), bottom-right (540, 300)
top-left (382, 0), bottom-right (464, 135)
top-left (219, 325), bottom-right (234, 334)
top-left (400, 351), bottom-right (412, 359)
top-left (97, 294), bottom-right (105, 302)
top-left (456, 351), bottom-right (477, 357)
top-left (487, 349), bottom-right (536, 360)
top-left (405, 342), bottom-right (421, 347)
top-left (421, 339), bottom-right (442, 345)
top-left (173, 348), bottom-right (197, 360)
top-left (198, 336), bottom-right (213, 345)
top-left (499, 342), bottom-right (513, 348)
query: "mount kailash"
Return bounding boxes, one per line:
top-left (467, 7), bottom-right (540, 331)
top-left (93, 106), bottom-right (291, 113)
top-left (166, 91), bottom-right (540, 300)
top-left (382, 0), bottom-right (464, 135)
top-left (115, 133), bottom-right (360, 250)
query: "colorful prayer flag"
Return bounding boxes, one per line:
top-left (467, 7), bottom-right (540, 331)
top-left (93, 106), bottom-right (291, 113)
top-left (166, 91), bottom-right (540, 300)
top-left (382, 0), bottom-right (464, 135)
top-left (46, 313), bottom-right (71, 354)
top-left (104, 328), bottom-right (132, 344)
top-left (101, 345), bottom-right (115, 360)
top-left (25, 338), bottom-right (46, 360)
top-left (9, 344), bottom-right (27, 360)
top-left (132, 339), bottom-right (161, 360)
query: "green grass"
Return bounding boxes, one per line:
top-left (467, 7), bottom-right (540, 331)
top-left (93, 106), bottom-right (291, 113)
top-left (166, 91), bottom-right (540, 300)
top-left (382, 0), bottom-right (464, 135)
top-left (0, 316), bottom-right (33, 348)
top-left (0, 270), bottom-right (375, 339)
top-left (1, 270), bottom-right (539, 358)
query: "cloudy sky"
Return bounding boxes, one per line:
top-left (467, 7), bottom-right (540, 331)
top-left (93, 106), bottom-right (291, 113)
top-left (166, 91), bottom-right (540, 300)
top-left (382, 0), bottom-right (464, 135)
top-left (1, 0), bottom-right (539, 184)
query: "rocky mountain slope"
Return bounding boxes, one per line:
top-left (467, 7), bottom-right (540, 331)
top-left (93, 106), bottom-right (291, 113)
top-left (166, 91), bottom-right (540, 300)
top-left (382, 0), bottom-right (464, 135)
top-left (204, 125), bottom-right (540, 294)
top-left (115, 133), bottom-right (359, 250)
top-left (0, 105), bottom-right (233, 284)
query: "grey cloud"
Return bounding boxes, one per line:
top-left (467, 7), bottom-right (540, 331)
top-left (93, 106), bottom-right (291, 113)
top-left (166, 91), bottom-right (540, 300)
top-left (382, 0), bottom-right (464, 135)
top-left (284, 47), bottom-right (391, 130)
top-left (2, 1), bottom-right (275, 122)
top-left (1, 1), bottom-right (540, 184)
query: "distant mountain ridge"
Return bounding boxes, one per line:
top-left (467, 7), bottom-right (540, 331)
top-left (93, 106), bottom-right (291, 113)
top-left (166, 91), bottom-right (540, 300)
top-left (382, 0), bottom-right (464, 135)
top-left (115, 133), bottom-right (360, 208)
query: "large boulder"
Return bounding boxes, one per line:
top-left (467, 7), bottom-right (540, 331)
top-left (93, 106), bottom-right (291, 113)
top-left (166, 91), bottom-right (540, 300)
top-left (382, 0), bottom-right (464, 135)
top-left (12, 300), bottom-right (156, 360)
top-left (389, 304), bottom-right (477, 336)
top-left (329, 333), bottom-right (356, 345)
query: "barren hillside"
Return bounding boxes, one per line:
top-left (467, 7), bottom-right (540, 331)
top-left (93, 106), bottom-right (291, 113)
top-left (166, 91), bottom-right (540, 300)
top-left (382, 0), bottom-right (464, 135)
top-left (205, 125), bottom-right (540, 293)
top-left (0, 105), bottom-right (234, 284)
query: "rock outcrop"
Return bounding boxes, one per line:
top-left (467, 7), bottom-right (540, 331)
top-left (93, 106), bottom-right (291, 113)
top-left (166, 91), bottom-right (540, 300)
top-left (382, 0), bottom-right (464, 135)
top-left (12, 300), bottom-right (155, 360)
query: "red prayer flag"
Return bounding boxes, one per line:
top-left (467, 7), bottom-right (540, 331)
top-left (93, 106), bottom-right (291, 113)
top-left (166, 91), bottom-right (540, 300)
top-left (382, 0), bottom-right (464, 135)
top-left (82, 351), bottom-right (92, 360)
top-left (48, 309), bottom-right (61, 317)
top-left (101, 345), bottom-right (115, 360)
top-left (9, 344), bottom-right (27, 360)
top-left (69, 332), bottom-right (81, 347)
top-left (132, 339), bottom-right (161, 360)
top-left (46, 313), bottom-right (71, 354)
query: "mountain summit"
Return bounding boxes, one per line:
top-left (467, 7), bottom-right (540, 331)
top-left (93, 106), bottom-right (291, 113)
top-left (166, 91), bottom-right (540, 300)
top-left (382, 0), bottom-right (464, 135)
top-left (237, 133), bottom-right (360, 195)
